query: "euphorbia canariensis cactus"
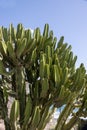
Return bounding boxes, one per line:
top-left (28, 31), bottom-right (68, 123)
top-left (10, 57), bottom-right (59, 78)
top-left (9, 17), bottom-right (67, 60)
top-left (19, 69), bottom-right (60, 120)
top-left (0, 24), bottom-right (87, 130)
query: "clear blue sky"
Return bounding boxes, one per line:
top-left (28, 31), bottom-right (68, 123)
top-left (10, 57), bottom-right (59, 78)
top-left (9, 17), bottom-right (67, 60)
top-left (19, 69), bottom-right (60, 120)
top-left (0, 0), bottom-right (87, 68)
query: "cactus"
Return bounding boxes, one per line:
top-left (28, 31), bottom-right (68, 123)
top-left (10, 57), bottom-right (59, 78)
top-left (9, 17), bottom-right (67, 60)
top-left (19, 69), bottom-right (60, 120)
top-left (0, 24), bottom-right (87, 130)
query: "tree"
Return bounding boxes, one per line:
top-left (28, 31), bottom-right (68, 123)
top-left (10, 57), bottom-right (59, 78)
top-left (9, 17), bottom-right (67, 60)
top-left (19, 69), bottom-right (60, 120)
top-left (0, 24), bottom-right (87, 130)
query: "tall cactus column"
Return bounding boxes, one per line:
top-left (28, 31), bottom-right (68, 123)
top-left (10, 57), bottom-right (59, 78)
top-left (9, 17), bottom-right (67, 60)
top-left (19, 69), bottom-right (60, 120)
top-left (15, 65), bottom-right (26, 127)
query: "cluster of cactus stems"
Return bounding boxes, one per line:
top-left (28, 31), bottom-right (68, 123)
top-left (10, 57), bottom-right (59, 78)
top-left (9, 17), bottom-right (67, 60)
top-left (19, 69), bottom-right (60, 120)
top-left (0, 23), bottom-right (87, 130)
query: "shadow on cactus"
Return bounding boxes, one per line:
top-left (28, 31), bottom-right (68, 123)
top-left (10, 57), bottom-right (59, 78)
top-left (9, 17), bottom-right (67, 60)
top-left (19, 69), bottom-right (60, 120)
top-left (0, 24), bottom-right (87, 130)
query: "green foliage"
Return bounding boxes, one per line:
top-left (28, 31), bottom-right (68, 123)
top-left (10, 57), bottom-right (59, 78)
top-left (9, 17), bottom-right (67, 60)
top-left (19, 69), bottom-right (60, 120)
top-left (0, 23), bottom-right (87, 130)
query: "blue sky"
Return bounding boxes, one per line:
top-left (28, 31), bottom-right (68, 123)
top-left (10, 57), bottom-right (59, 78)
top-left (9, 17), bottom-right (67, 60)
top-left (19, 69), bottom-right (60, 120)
top-left (0, 0), bottom-right (87, 68)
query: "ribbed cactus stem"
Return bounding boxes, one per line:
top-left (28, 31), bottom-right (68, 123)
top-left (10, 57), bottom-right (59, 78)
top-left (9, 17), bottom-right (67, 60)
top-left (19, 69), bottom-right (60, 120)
top-left (63, 102), bottom-right (85, 130)
top-left (38, 106), bottom-right (50, 130)
top-left (15, 66), bottom-right (26, 127)
top-left (55, 97), bottom-right (74, 130)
